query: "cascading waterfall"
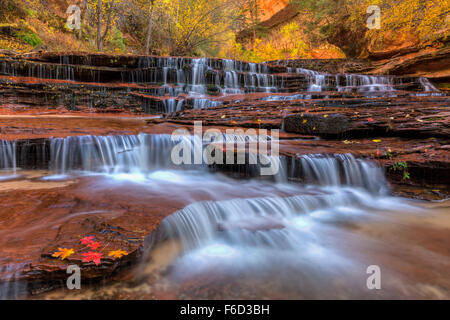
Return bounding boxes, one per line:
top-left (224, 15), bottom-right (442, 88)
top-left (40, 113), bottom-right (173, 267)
top-left (0, 264), bottom-right (27, 300)
top-left (0, 61), bottom-right (75, 81)
top-left (161, 99), bottom-right (183, 113)
top-left (296, 68), bottom-right (397, 93)
top-left (337, 74), bottom-right (395, 92)
top-left (296, 68), bottom-right (327, 92)
top-left (162, 189), bottom-right (382, 253)
top-left (0, 140), bottom-right (16, 171)
top-left (189, 58), bottom-right (209, 95)
top-left (3, 134), bottom-right (387, 190)
top-left (49, 134), bottom-right (201, 174)
top-left (293, 154), bottom-right (387, 194)
top-left (262, 94), bottom-right (307, 101)
top-left (161, 152), bottom-right (390, 255)
top-left (192, 99), bottom-right (223, 109)
top-left (223, 59), bottom-right (243, 94)
top-left (2, 56), bottom-right (439, 117)
top-left (419, 77), bottom-right (439, 92)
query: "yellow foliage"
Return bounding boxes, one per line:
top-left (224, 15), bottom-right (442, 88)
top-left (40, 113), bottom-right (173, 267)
top-left (367, 0), bottom-right (450, 44)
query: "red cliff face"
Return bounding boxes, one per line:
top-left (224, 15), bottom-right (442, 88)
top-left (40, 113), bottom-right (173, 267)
top-left (257, 0), bottom-right (290, 22)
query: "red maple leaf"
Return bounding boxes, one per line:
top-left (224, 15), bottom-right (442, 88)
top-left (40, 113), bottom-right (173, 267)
top-left (80, 236), bottom-right (94, 245)
top-left (88, 241), bottom-right (101, 250)
top-left (367, 118), bottom-right (374, 123)
top-left (375, 149), bottom-right (382, 157)
top-left (81, 252), bottom-right (103, 265)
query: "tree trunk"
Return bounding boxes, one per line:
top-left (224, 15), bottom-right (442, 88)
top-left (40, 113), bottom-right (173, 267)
top-left (145, 2), bottom-right (155, 55)
top-left (97, 0), bottom-right (103, 51)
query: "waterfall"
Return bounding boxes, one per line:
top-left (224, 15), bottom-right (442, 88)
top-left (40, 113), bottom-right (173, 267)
top-left (0, 264), bottom-right (27, 300)
top-left (189, 58), bottom-right (209, 94)
top-left (4, 134), bottom-right (387, 193)
top-left (262, 94), bottom-right (306, 101)
top-left (419, 77), bottom-right (439, 92)
top-left (292, 154), bottom-right (387, 195)
top-left (296, 68), bottom-right (327, 92)
top-left (338, 74), bottom-right (395, 92)
top-left (0, 140), bottom-right (16, 173)
top-left (161, 183), bottom-right (390, 253)
top-left (295, 68), bottom-right (398, 93)
top-left (49, 134), bottom-right (199, 174)
top-left (192, 99), bottom-right (222, 109)
top-left (162, 99), bottom-right (183, 113)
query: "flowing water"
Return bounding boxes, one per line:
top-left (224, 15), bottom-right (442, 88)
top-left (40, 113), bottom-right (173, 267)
top-left (0, 133), bottom-right (448, 299)
top-left (1, 56), bottom-right (440, 116)
top-left (0, 55), bottom-right (447, 299)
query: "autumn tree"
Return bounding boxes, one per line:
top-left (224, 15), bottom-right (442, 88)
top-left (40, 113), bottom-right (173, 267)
top-left (87, 0), bottom-right (118, 51)
top-left (158, 0), bottom-right (243, 56)
top-left (367, 0), bottom-right (450, 46)
top-left (291, 0), bottom-right (367, 57)
top-left (246, 0), bottom-right (263, 50)
top-left (144, 0), bottom-right (155, 55)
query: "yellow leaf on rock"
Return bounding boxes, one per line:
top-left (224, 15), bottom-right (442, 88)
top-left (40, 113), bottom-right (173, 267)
top-left (52, 248), bottom-right (75, 260)
top-left (372, 139), bottom-right (382, 143)
top-left (108, 249), bottom-right (128, 259)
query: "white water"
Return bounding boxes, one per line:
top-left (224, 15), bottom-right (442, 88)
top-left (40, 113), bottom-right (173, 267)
top-left (2, 132), bottom-right (448, 299)
top-left (0, 140), bottom-right (18, 180)
top-left (419, 77), bottom-right (439, 91)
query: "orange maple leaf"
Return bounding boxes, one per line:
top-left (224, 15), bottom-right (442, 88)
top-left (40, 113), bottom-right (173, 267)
top-left (88, 241), bottom-right (101, 250)
top-left (80, 236), bottom-right (94, 245)
top-left (108, 249), bottom-right (128, 259)
top-left (52, 248), bottom-right (75, 260)
top-left (81, 252), bottom-right (103, 265)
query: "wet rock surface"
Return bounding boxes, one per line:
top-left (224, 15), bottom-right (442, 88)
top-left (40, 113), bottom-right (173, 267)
top-left (0, 53), bottom-right (448, 298)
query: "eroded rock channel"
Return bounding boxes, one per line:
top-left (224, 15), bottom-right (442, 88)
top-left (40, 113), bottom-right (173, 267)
top-left (0, 53), bottom-right (448, 299)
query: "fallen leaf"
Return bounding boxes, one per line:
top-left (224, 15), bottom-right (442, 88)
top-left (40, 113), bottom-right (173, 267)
top-left (88, 241), bottom-right (101, 250)
top-left (108, 249), bottom-right (128, 259)
top-left (367, 118), bottom-right (374, 123)
top-left (81, 252), bottom-right (103, 266)
top-left (372, 139), bottom-right (382, 143)
top-left (323, 114), bottom-right (328, 118)
top-left (80, 236), bottom-right (94, 245)
top-left (302, 119), bottom-right (307, 124)
top-left (52, 248), bottom-right (75, 260)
